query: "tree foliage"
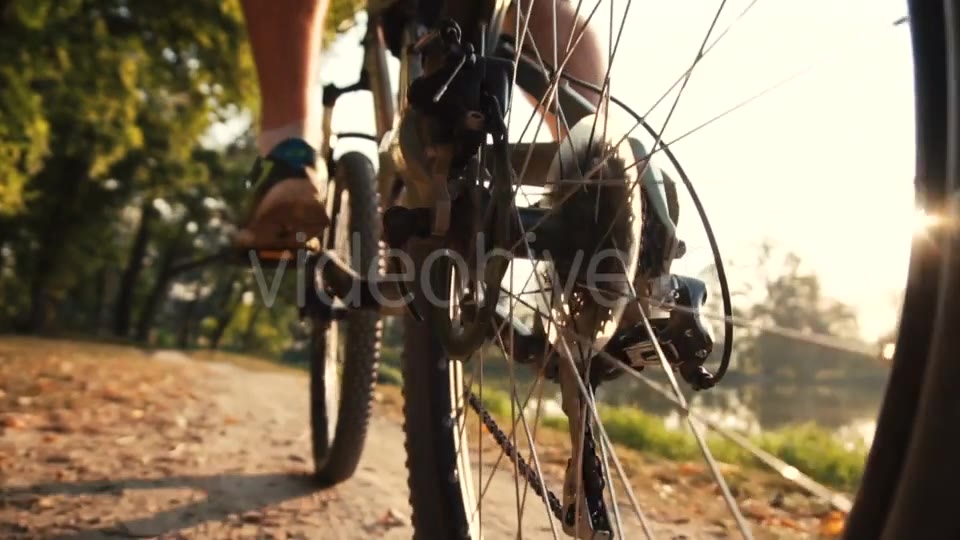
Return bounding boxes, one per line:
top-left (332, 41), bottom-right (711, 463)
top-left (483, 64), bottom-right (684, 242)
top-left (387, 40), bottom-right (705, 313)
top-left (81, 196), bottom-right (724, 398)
top-left (0, 0), bottom-right (257, 330)
top-left (0, 0), bottom-right (368, 348)
top-left (0, 0), bottom-right (895, 390)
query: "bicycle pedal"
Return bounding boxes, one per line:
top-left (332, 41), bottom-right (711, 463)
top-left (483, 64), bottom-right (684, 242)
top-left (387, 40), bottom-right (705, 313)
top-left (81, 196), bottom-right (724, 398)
top-left (301, 250), bottom-right (423, 319)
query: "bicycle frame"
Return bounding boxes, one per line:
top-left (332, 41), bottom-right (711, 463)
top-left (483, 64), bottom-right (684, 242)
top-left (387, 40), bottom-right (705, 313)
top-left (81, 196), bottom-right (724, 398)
top-left (319, 2), bottom-right (679, 279)
top-left (320, 2), bottom-right (599, 204)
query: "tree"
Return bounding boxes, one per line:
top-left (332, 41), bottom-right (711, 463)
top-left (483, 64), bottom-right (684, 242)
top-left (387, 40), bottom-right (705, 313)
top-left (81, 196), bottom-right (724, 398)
top-left (0, 0), bottom-right (369, 355)
top-left (733, 245), bottom-right (877, 382)
top-left (0, 0), bottom-right (255, 331)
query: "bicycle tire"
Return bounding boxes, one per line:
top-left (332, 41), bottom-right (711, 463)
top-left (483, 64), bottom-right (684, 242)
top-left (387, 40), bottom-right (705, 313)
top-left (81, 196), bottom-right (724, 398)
top-left (309, 151), bottom-right (383, 484)
top-left (400, 244), bottom-right (475, 539)
top-left (845, 1), bottom-right (960, 538)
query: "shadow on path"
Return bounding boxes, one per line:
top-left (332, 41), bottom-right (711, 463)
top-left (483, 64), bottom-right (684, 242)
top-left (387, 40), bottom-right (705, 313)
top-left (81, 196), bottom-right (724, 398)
top-left (2, 471), bottom-right (327, 539)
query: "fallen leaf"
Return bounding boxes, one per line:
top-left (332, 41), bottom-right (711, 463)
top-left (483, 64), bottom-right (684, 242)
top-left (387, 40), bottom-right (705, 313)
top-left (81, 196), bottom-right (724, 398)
top-left (1, 414), bottom-right (28, 429)
top-left (819, 511), bottom-right (846, 537)
top-left (376, 508), bottom-right (408, 528)
top-left (100, 386), bottom-right (129, 403)
top-left (770, 516), bottom-right (806, 532)
top-left (741, 499), bottom-right (774, 521)
top-left (677, 462), bottom-right (705, 476)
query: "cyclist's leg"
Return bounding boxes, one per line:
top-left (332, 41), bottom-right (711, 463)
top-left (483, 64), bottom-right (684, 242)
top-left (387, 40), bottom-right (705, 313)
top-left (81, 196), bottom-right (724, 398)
top-left (235, 0), bottom-right (331, 254)
top-left (507, 0), bottom-right (606, 139)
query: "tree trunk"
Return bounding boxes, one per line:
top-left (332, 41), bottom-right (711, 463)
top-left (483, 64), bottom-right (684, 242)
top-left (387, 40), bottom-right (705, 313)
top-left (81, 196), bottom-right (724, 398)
top-left (241, 302), bottom-right (264, 351)
top-left (176, 282), bottom-right (204, 349)
top-left (208, 273), bottom-right (243, 349)
top-left (28, 275), bottom-right (52, 333)
top-left (132, 229), bottom-right (224, 343)
top-left (209, 294), bottom-right (243, 349)
top-left (133, 230), bottom-right (186, 343)
top-left (113, 201), bottom-right (155, 337)
top-left (23, 157), bottom-right (87, 333)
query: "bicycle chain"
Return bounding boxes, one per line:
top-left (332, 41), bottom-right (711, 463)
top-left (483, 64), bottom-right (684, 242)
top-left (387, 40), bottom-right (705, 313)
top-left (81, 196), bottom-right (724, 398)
top-left (465, 391), bottom-right (611, 532)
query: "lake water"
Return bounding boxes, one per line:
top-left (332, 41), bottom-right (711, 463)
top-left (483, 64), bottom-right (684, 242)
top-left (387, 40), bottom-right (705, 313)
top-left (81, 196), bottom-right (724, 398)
top-left (523, 371), bottom-right (887, 448)
top-left (594, 372), bottom-right (887, 447)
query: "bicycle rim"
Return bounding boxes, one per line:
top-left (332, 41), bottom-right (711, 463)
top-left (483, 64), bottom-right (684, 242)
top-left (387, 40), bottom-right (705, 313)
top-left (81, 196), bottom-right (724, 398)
top-left (397, 1), bottom-right (939, 538)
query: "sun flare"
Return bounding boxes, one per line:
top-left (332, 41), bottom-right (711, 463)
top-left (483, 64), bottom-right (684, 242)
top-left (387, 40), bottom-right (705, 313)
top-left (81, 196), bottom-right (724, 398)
top-left (913, 208), bottom-right (943, 236)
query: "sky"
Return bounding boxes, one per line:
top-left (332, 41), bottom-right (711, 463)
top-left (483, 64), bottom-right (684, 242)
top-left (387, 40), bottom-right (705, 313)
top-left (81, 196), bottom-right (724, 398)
top-left (229, 0), bottom-right (916, 342)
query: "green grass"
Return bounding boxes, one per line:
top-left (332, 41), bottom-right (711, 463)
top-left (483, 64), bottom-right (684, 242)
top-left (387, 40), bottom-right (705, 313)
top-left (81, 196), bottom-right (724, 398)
top-left (378, 363), bottom-right (404, 386)
top-left (461, 386), bottom-right (866, 491)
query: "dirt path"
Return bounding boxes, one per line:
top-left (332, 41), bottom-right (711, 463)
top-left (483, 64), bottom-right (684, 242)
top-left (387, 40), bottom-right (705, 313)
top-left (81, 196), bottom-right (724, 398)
top-left (1, 342), bottom-right (417, 539)
top-left (0, 339), bottom-right (837, 539)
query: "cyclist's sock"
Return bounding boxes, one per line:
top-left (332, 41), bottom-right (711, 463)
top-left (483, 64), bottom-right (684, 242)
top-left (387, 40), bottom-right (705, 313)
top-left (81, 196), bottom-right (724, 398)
top-left (258, 118), bottom-right (321, 156)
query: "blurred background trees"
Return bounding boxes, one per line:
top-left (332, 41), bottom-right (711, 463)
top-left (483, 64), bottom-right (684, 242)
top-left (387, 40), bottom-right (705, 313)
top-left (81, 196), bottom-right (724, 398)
top-left (0, 0), bottom-right (362, 352)
top-left (0, 0), bottom-right (891, 392)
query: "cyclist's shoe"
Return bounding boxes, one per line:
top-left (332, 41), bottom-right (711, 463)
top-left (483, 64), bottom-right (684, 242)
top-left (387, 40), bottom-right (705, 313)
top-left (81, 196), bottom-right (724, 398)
top-left (233, 138), bottom-right (329, 261)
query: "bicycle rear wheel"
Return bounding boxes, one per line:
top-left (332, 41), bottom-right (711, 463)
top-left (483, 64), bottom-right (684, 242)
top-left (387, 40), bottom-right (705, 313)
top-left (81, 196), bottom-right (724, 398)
top-left (393, 1), bottom-right (956, 538)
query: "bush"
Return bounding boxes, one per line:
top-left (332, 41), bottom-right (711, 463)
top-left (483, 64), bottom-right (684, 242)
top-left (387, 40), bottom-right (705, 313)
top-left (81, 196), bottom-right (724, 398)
top-left (756, 423), bottom-right (865, 490)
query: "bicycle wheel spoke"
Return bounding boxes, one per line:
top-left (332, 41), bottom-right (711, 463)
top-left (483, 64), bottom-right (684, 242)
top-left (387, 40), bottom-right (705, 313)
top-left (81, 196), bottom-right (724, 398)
top-left (448, 3), bottom-right (913, 539)
top-left (603, 249), bottom-right (755, 537)
top-left (602, 356), bottom-right (854, 512)
top-left (505, 262), bottom-right (526, 535)
top-left (574, 280), bottom-right (885, 357)
top-left (500, 2), bottom-right (695, 529)
top-left (580, 0), bottom-right (755, 177)
top-left (547, 315), bottom-right (657, 539)
top-left (518, 0), bottom-right (730, 245)
top-left (596, 416), bottom-right (625, 537)
top-left (660, 13), bottom-right (910, 149)
top-left (516, 379), bottom-right (547, 530)
top-left (607, 13), bottom-right (910, 176)
top-left (549, 329), bottom-right (655, 537)
top-left (469, 357), bottom-right (551, 520)
top-left (511, 239), bottom-right (656, 537)
top-left (490, 326), bottom-right (562, 539)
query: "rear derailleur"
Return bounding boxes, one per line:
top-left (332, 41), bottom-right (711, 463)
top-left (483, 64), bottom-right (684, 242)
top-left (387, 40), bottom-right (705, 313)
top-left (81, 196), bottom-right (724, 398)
top-left (594, 274), bottom-right (718, 390)
top-left (493, 273), bottom-right (718, 392)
